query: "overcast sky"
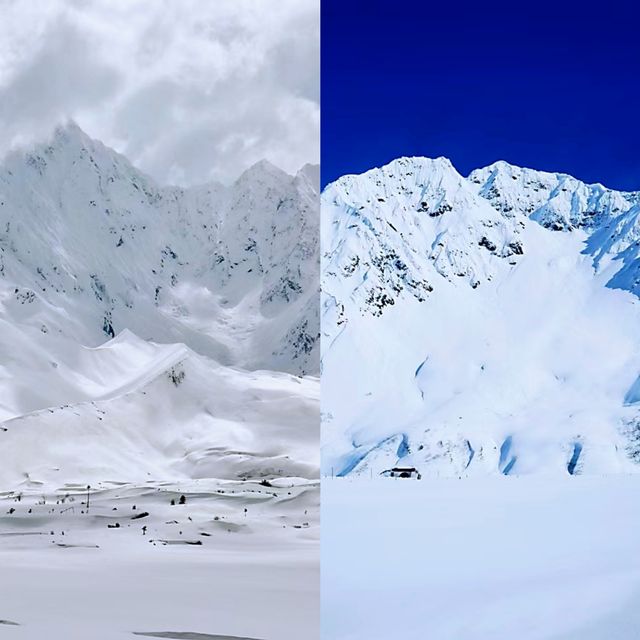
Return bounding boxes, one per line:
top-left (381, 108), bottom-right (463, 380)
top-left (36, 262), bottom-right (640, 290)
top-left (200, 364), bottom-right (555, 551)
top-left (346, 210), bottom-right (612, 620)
top-left (0, 0), bottom-right (319, 185)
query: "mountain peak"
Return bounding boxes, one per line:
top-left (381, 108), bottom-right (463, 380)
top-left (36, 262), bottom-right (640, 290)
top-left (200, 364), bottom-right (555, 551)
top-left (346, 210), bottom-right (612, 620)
top-left (469, 159), bottom-right (626, 195)
top-left (364, 155), bottom-right (459, 180)
top-left (237, 158), bottom-right (291, 184)
top-left (298, 163), bottom-right (320, 193)
top-left (51, 120), bottom-right (98, 150)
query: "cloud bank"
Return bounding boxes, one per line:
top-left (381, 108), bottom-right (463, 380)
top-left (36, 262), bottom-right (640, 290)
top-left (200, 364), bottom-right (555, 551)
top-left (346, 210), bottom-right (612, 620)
top-left (0, 0), bottom-right (319, 185)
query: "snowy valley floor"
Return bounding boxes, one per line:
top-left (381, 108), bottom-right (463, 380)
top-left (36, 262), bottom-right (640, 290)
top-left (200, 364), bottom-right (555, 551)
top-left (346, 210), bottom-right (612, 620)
top-left (0, 480), bottom-right (319, 640)
top-left (322, 476), bottom-right (640, 640)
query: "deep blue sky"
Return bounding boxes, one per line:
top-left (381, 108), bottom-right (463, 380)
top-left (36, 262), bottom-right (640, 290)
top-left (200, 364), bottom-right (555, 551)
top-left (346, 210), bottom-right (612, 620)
top-left (321, 1), bottom-right (640, 190)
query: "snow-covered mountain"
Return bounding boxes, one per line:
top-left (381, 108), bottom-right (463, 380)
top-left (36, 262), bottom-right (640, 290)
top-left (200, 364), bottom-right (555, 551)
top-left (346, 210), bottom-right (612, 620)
top-left (322, 156), bottom-right (640, 477)
top-left (0, 122), bottom-right (319, 377)
top-left (0, 123), bottom-right (319, 490)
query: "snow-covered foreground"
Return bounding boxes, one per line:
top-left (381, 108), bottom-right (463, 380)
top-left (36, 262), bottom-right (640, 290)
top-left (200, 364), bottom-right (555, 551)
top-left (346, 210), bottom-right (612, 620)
top-left (322, 477), bottom-right (640, 640)
top-left (0, 332), bottom-right (320, 639)
top-left (0, 480), bottom-right (319, 639)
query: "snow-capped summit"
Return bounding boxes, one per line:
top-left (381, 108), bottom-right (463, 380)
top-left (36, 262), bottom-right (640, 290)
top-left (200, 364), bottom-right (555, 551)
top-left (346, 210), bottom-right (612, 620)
top-left (322, 155), bottom-right (525, 319)
top-left (322, 156), bottom-right (640, 478)
top-left (469, 160), bottom-right (638, 231)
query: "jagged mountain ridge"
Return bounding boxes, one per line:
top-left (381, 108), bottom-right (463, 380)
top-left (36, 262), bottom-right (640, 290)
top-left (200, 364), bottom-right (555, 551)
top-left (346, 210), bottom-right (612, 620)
top-left (0, 122), bottom-right (320, 376)
top-left (0, 123), bottom-right (320, 488)
top-left (322, 156), bottom-right (640, 477)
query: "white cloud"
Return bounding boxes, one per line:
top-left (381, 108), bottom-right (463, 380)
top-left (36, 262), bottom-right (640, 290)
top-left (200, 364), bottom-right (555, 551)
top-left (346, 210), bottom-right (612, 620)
top-left (0, 0), bottom-right (319, 184)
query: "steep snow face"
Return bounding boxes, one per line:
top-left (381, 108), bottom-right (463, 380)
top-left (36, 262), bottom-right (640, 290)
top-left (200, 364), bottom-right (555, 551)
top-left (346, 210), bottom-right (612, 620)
top-left (0, 123), bottom-right (319, 376)
top-left (322, 157), bottom-right (640, 477)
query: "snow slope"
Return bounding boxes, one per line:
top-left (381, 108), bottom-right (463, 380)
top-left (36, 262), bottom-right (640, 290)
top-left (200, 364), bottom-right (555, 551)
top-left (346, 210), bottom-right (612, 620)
top-left (0, 332), bottom-right (319, 490)
top-left (322, 157), bottom-right (640, 477)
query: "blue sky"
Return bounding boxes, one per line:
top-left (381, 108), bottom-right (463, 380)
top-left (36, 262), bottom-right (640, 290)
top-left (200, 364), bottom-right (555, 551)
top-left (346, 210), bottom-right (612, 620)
top-left (321, 1), bottom-right (640, 190)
